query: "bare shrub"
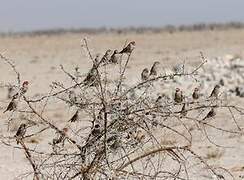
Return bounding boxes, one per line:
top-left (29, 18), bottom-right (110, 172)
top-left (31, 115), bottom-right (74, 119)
top-left (0, 39), bottom-right (243, 180)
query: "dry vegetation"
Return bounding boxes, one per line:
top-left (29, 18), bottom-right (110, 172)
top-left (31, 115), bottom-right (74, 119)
top-left (0, 36), bottom-right (244, 180)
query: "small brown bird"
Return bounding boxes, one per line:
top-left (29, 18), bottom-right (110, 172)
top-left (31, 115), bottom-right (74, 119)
top-left (3, 95), bottom-right (18, 113)
top-left (110, 50), bottom-right (120, 64)
top-left (202, 108), bottom-right (216, 120)
top-left (180, 103), bottom-right (187, 117)
top-left (100, 49), bottom-right (112, 64)
top-left (141, 68), bottom-right (149, 81)
top-left (119, 41), bottom-right (136, 54)
top-left (91, 124), bottom-right (101, 137)
top-left (15, 123), bottom-right (27, 144)
top-left (192, 87), bottom-right (200, 100)
top-left (69, 110), bottom-right (79, 122)
top-left (7, 85), bottom-right (17, 99)
top-left (83, 63), bottom-right (99, 86)
top-left (94, 54), bottom-right (100, 66)
top-left (209, 85), bottom-right (220, 98)
top-left (19, 81), bottom-right (29, 96)
top-left (134, 129), bottom-right (145, 143)
top-left (149, 61), bottom-right (160, 77)
top-left (68, 90), bottom-right (77, 105)
top-left (155, 95), bottom-right (163, 107)
top-left (174, 88), bottom-right (183, 103)
top-left (53, 128), bottom-right (68, 145)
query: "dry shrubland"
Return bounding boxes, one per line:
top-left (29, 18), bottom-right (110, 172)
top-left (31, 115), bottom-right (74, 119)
top-left (0, 39), bottom-right (244, 180)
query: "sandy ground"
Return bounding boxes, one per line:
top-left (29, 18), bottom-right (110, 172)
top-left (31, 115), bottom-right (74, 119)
top-left (0, 29), bottom-right (244, 179)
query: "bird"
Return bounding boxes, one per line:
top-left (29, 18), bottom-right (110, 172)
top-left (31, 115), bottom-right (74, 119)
top-left (19, 81), bottom-right (29, 96)
top-left (202, 108), bottom-right (216, 120)
top-left (209, 85), bottom-right (220, 98)
top-left (15, 123), bottom-right (27, 144)
top-left (119, 41), bottom-right (136, 54)
top-left (134, 130), bottom-right (145, 143)
top-left (141, 68), bottom-right (149, 81)
top-left (7, 85), bottom-right (17, 99)
top-left (3, 95), bottom-right (18, 113)
top-left (83, 63), bottom-right (99, 86)
top-left (69, 110), bottom-right (79, 122)
top-left (180, 103), bottom-right (187, 117)
top-left (53, 128), bottom-right (68, 145)
top-left (109, 50), bottom-right (120, 64)
top-left (173, 64), bottom-right (184, 74)
top-left (174, 88), bottom-right (183, 103)
top-left (155, 95), bottom-right (163, 107)
top-left (68, 90), bottom-right (77, 105)
top-left (93, 54), bottom-right (100, 67)
top-left (192, 87), bottom-right (200, 100)
top-left (100, 49), bottom-right (112, 65)
top-left (91, 124), bottom-right (101, 137)
top-left (149, 61), bottom-right (160, 77)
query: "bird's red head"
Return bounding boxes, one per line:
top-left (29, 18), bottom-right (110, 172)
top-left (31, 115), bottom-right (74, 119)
top-left (63, 127), bottom-right (68, 133)
top-left (22, 81), bottom-right (29, 86)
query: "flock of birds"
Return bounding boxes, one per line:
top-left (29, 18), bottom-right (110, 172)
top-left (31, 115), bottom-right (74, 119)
top-left (3, 41), bottom-right (136, 146)
top-left (3, 40), bottom-right (241, 149)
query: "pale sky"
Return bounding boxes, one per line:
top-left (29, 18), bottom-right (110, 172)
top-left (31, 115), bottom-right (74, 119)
top-left (0, 0), bottom-right (244, 32)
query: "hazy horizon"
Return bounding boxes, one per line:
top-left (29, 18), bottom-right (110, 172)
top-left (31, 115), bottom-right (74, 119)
top-left (1, 0), bottom-right (244, 32)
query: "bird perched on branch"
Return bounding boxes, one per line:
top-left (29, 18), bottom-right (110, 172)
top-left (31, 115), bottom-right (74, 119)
top-left (192, 87), bottom-right (200, 100)
top-left (202, 108), bottom-right (216, 120)
top-left (68, 90), bottom-right (77, 105)
top-left (209, 85), bottom-right (220, 98)
top-left (174, 88), bottom-right (183, 103)
top-left (94, 54), bottom-right (100, 66)
top-left (7, 85), bottom-right (17, 99)
top-left (83, 62), bottom-right (99, 86)
top-left (19, 81), bottom-right (29, 96)
top-left (155, 95), bottom-right (164, 107)
top-left (10, 81), bottom-right (29, 98)
top-left (3, 94), bottom-right (18, 113)
top-left (141, 68), bottom-right (149, 81)
top-left (100, 49), bottom-right (112, 65)
top-left (15, 123), bottom-right (26, 144)
top-left (119, 41), bottom-right (136, 54)
top-left (110, 50), bottom-right (120, 64)
top-left (149, 61), bottom-right (160, 77)
top-left (53, 128), bottom-right (68, 145)
top-left (91, 124), bottom-right (101, 137)
top-left (180, 103), bottom-right (187, 117)
top-left (69, 110), bottom-right (79, 122)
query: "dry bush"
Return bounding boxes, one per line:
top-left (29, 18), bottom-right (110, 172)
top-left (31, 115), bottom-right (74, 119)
top-left (0, 39), bottom-right (243, 180)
